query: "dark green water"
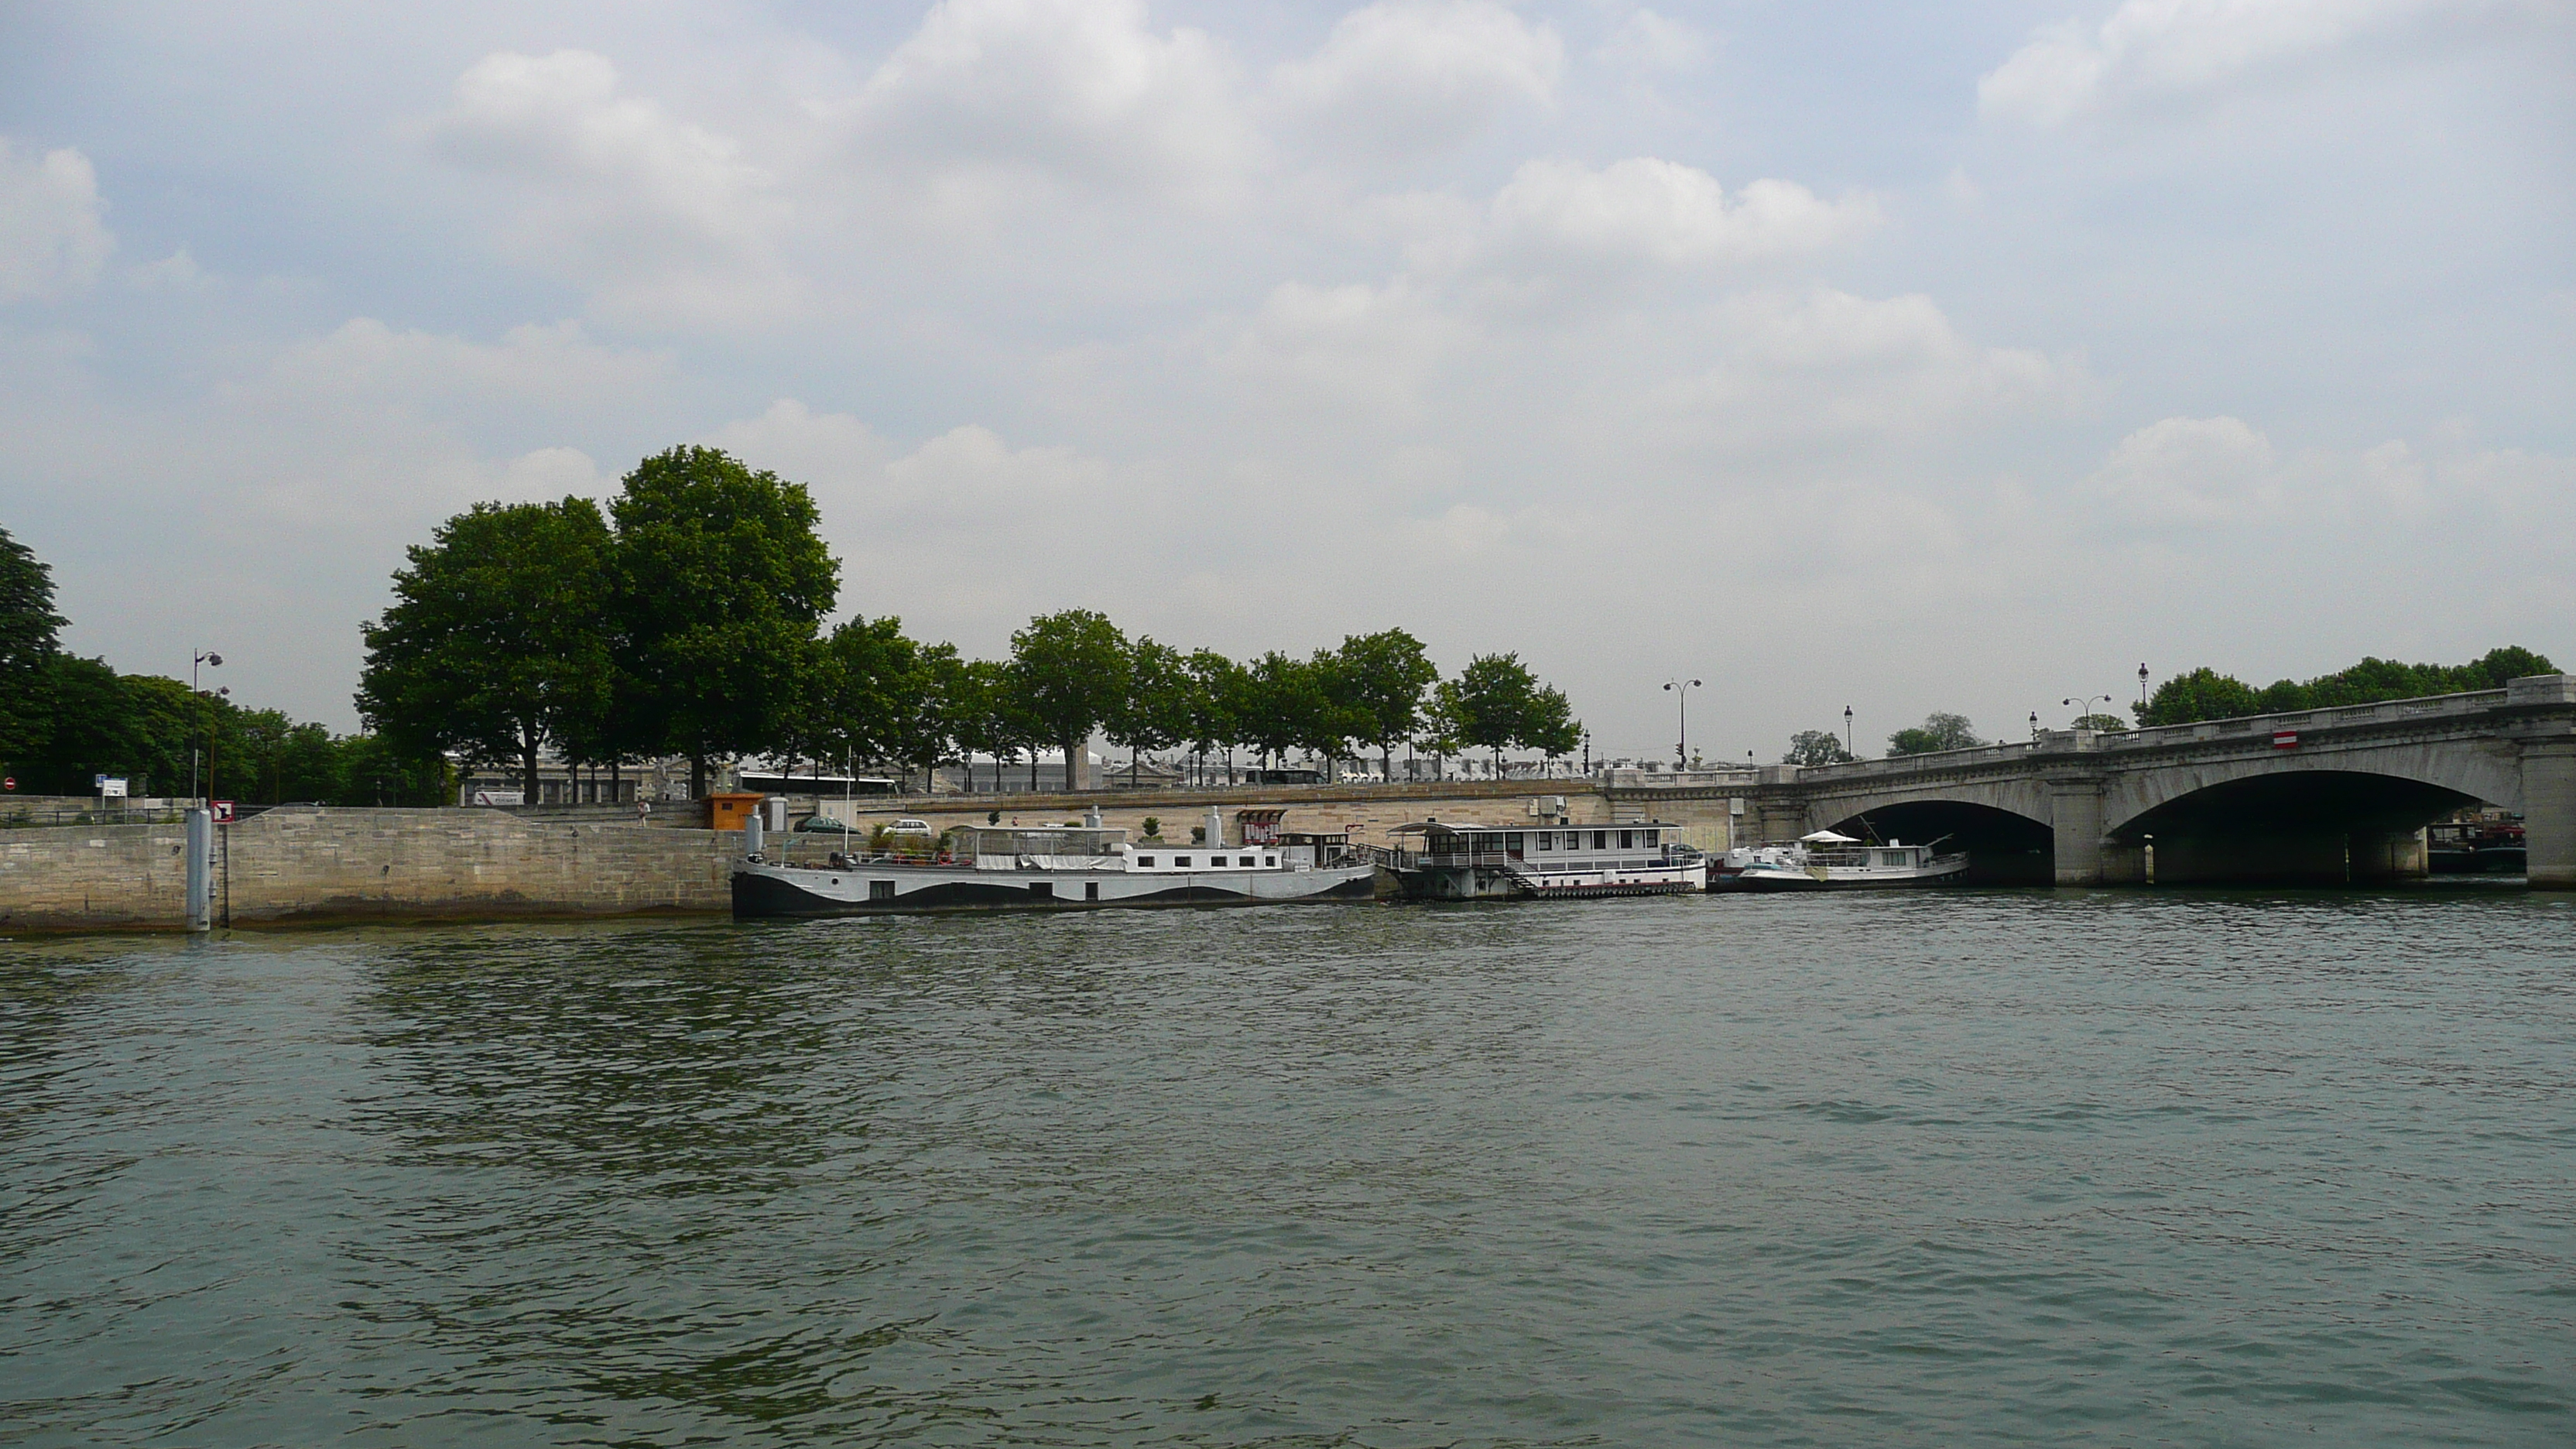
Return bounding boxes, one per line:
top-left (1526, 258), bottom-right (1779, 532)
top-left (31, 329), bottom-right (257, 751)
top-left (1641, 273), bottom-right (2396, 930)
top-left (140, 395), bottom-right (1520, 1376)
top-left (4, 890), bottom-right (2572, 1446)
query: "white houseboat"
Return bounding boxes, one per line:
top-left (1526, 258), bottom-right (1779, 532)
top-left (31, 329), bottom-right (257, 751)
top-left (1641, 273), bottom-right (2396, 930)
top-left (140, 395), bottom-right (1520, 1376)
top-left (1712, 831), bottom-right (1968, 891)
top-left (1375, 820), bottom-right (1708, 901)
top-left (731, 807), bottom-right (1376, 918)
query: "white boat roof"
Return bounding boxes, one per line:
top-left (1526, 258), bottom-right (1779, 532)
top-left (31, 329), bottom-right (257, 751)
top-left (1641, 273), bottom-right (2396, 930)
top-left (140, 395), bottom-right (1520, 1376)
top-left (1800, 830), bottom-right (1861, 844)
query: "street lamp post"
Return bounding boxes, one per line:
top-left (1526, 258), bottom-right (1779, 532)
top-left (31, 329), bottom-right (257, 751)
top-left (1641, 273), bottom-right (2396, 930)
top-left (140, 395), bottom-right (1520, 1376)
top-left (1843, 705), bottom-right (1854, 758)
top-left (2064, 693), bottom-right (2113, 727)
top-left (190, 650), bottom-right (224, 803)
top-left (2138, 663), bottom-right (2151, 712)
top-left (1663, 678), bottom-right (1702, 769)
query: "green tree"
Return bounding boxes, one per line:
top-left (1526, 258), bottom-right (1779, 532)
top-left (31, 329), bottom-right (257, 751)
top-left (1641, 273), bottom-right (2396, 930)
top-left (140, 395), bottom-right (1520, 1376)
top-left (1008, 609), bottom-right (1127, 792)
top-left (1885, 712), bottom-right (1982, 756)
top-left (2136, 668), bottom-right (2263, 726)
top-left (1238, 649), bottom-right (1323, 773)
top-left (1182, 649), bottom-right (1246, 785)
top-left (2071, 713), bottom-right (2129, 732)
top-left (1783, 729), bottom-right (1856, 766)
top-left (1105, 636), bottom-right (1191, 786)
top-left (358, 498), bottom-right (615, 799)
top-left (611, 447), bottom-right (838, 796)
top-left (1416, 680), bottom-right (1466, 780)
top-left (1332, 629), bottom-right (1439, 782)
top-left (0, 524), bottom-right (65, 769)
top-left (1447, 652), bottom-right (1565, 772)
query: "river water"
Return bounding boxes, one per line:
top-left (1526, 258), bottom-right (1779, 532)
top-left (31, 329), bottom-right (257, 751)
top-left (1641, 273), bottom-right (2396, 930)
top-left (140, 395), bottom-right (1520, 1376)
top-left (3, 889), bottom-right (2571, 1446)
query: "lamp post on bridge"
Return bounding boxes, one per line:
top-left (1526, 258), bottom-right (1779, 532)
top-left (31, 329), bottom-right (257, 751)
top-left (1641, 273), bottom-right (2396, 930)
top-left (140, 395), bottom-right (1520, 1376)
top-left (2064, 693), bottom-right (2114, 728)
top-left (1843, 705), bottom-right (1854, 759)
top-left (2138, 663), bottom-right (2151, 713)
top-left (1663, 677), bottom-right (1702, 770)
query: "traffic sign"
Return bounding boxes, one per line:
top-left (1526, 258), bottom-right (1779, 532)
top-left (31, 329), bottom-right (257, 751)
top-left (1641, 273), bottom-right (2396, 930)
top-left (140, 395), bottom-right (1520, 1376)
top-left (2, 777), bottom-right (12, 790)
top-left (211, 800), bottom-right (237, 824)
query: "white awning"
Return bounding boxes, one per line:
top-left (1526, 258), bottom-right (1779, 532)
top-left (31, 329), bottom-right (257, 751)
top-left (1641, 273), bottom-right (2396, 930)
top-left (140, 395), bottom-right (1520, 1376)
top-left (1800, 830), bottom-right (1860, 844)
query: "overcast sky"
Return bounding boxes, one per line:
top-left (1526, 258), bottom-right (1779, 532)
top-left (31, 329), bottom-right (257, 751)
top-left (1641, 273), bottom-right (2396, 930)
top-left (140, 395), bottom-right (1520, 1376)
top-left (2, 0), bottom-right (2570, 760)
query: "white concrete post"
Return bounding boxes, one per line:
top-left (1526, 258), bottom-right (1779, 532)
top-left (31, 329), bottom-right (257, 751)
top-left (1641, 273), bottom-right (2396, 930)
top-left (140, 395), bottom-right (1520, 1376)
top-left (743, 810), bottom-right (763, 861)
top-left (184, 808), bottom-right (213, 930)
top-left (1205, 806), bottom-right (1228, 848)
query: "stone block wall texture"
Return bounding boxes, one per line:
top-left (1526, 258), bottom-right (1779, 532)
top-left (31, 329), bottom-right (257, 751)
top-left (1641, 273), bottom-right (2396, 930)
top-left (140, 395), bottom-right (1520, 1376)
top-left (0, 786), bottom-right (1740, 932)
top-left (1, 807), bottom-right (741, 931)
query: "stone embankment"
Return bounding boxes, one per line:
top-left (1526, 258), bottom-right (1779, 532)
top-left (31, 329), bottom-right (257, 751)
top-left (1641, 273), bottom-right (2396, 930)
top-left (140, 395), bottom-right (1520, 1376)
top-left (0, 807), bottom-right (741, 932)
top-left (5, 773), bottom-right (1752, 928)
top-left (0, 779), bottom-right (1735, 932)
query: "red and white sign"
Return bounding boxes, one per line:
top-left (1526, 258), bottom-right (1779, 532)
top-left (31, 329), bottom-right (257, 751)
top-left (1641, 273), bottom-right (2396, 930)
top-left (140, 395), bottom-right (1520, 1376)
top-left (2, 777), bottom-right (12, 790)
top-left (211, 800), bottom-right (237, 824)
top-left (2271, 731), bottom-right (2299, 750)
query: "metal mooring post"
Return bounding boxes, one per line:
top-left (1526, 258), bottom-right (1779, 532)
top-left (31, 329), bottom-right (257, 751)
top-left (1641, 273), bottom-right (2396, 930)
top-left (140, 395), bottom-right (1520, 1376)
top-left (184, 808), bottom-right (213, 931)
top-left (743, 810), bottom-right (763, 862)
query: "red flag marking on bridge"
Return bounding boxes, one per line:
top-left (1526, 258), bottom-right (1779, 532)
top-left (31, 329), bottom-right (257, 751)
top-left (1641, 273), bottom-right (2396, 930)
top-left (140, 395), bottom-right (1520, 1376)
top-left (2272, 731), bottom-right (2299, 750)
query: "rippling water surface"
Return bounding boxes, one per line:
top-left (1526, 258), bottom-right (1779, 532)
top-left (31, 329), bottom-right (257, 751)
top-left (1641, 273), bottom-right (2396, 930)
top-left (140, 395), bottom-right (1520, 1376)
top-left (4, 890), bottom-right (2572, 1445)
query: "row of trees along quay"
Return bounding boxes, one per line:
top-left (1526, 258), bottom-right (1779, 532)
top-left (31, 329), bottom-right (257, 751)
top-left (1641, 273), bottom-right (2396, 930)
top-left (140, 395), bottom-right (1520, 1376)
top-left (358, 446), bottom-right (1584, 799)
top-left (1775, 646), bottom-right (2556, 766)
top-left (0, 524), bottom-right (448, 809)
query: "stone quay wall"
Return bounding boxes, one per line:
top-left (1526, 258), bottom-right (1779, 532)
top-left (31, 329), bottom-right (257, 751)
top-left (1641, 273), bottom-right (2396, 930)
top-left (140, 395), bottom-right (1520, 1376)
top-left (0, 807), bottom-right (743, 932)
top-left (0, 780), bottom-right (1745, 932)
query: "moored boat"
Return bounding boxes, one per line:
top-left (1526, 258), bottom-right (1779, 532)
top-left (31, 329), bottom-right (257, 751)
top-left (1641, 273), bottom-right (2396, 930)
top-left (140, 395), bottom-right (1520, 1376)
top-left (733, 807), bottom-right (1376, 917)
top-left (1712, 831), bottom-right (1968, 891)
top-left (1372, 820), bottom-right (1708, 901)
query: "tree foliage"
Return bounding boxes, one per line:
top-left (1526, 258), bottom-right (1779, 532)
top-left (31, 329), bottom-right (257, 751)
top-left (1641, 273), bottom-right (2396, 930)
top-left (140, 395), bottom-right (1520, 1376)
top-left (1446, 653), bottom-right (1581, 769)
top-left (611, 446), bottom-right (838, 794)
top-left (1104, 637), bottom-right (1191, 785)
top-left (2138, 647), bottom-right (2558, 726)
top-left (1783, 729), bottom-right (1856, 766)
top-left (1333, 629), bottom-right (1440, 778)
top-left (1886, 712), bottom-right (1982, 757)
top-left (0, 523), bottom-right (66, 765)
top-left (1009, 609), bottom-right (1127, 790)
top-left (357, 498), bottom-right (614, 796)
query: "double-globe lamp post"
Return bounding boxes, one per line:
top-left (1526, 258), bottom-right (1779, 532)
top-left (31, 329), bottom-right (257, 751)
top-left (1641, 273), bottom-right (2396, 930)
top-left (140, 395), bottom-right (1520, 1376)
top-left (190, 649), bottom-right (225, 803)
top-left (1663, 677), bottom-right (1702, 769)
top-left (2064, 693), bottom-right (2113, 727)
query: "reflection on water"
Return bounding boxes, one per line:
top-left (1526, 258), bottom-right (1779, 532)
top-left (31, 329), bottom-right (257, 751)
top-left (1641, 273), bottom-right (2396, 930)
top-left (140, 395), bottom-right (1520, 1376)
top-left (3, 892), bottom-right (2572, 1445)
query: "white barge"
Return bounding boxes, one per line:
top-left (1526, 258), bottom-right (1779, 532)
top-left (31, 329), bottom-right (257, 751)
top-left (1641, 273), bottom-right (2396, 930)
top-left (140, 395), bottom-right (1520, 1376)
top-left (731, 807), bottom-right (1376, 918)
top-left (1712, 831), bottom-right (1968, 891)
top-left (1375, 820), bottom-right (1708, 901)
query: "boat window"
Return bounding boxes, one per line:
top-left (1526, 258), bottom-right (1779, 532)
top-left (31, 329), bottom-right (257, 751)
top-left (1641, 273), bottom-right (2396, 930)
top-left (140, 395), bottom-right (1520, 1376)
top-left (1263, 856), bottom-right (1276, 866)
top-left (1175, 856), bottom-right (1192, 867)
top-left (1643, 830), bottom-right (1659, 847)
top-left (1619, 830), bottom-right (1633, 850)
top-left (1592, 831), bottom-right (1608, 850)
top-left (869, 880), bottom-right (894, 901)
top-left (1137, 855), bottom-right (1155, 866)
top-left (1238, 855), bottom-right (1255, 866)
top-left (1505, 833), bottom-right (1523, 852)
top-left (1536, 831), bottom-right (1553, 850)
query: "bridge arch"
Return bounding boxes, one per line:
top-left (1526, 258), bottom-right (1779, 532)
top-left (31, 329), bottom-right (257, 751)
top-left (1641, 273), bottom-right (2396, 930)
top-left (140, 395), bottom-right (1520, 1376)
top-left (1820, 797), bottom-right (2056, 885)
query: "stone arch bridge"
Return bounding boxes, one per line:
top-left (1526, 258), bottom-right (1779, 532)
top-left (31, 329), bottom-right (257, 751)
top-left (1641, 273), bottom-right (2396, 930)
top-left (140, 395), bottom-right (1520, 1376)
top-left (1624, 675), bottom-right (2576, 886)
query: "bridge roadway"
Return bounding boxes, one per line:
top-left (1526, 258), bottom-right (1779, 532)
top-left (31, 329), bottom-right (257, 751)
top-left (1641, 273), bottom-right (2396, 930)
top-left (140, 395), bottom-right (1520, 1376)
top-left (1608, 674), bottom-right (2576, 888)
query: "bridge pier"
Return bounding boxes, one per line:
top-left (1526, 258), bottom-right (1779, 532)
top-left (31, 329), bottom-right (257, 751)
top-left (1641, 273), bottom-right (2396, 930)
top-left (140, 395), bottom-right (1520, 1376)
top-left (2350, 828), bottom-right (2430, 884)
top-left (2526, 738), bottom-right (2576, 890)
top-left (2047, 773), bottom-right (2106, 886)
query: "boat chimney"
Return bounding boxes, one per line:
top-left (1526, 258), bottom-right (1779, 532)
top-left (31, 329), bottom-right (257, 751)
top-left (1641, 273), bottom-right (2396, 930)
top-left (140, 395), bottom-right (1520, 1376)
top-left (1084, 804), bottom-right (1102, 829)
top-left (1205, 806), bottom-right (1227, 848)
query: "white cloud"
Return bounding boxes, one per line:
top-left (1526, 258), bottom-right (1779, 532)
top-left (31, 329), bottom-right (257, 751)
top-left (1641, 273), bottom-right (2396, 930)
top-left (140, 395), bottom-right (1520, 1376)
top-left (1273, 1), bottom-right (1564, 157)
top-left (1481, 157), bottom-right (1877, 268)
top-left (431, 50), bottom-right (796, 324)
top-left (260, 317), bottom-right (673, 411)
top-left (847, 0), bottom-right (1253, 208)
top-left (2078, 413), bottom-right (2281, 524)
top-left (1980, 0), bottom-right (2449, 125)
top-left (1595, 9), bottom-right (1711, 72)
top-left (1639, 289), bottom-right (2085, 449)
top-left (0, 138), bottom-right (114, 302)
